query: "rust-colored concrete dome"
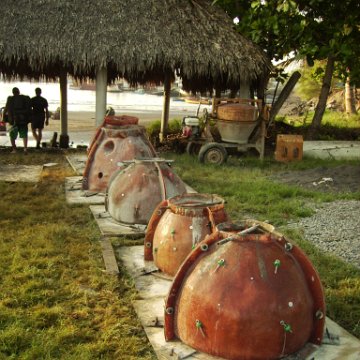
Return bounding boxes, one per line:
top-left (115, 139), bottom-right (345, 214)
top-left (82, 116), bottom-right (156, 192)
top-left (165, 223), bottom-right (325, 359)
top-left (105, 159), bottom-right (187, 225)
top-left (144, 193), bottom-right (229, 276)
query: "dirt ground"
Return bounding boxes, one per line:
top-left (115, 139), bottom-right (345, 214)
top-left (271, 164), bottom-right (360, 193)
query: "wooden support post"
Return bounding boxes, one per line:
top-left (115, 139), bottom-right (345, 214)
top-left (259, 120), bottom-right (266, 161)
top-left (239, 80), bottom-right (250, 99)
top-left (160, 72), bottom-right (171, 143)
top-left (59, 70), bottom-right (69, 148)
top-left (96, 67), bottom-right (107, 126)
top-left (212, 89), bottom-right (222, 117)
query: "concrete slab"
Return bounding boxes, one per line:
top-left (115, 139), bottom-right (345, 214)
top-left (0, 164), bottom-right (43, 183)
top-left (65, 176), bottom-right (105, 205)
top-left (99, 237), bottom-right (119, 275)
top-left (304, 141), bottom-right (360, 160)
top-left (317, 317), bottom-right (360, 359)
top-left (90, 205), bottom-right (146, 239)
top-left (133, 298), bottom-right (223, 360)
top-left (117, 246), bottom-right (170, 299)
top-left (117, 245), bottom-right (360, 360)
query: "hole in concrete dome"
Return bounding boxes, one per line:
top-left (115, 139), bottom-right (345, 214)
top-left (104, 140), bottom-right (115, 154)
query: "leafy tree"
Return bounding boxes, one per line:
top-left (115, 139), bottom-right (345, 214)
top-left (213, 0), bottom-right (360, 137)
top-left (296, 61), bottom-right (323, 101)
top-left (295, 0), bottom-right (360, 135)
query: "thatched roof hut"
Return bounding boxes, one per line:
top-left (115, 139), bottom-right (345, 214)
top-left (0, 0), bottom-right (271, 92)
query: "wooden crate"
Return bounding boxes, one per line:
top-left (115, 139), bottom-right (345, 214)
top-left (275, 134), bottom-right (303, 162)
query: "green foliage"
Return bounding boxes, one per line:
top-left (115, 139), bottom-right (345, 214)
top-left (214, 0), bottom-right (360, 85)
top-left (146, 119), bottom-right (161, 138)
top-left (295, 60), bottom-right (344, 101)
top-left (296, 63), bottom-right (323, 100)
top-left (168, 118), bottom-right (182, 133)
top-left (146, 118), bottom-right (182, 143)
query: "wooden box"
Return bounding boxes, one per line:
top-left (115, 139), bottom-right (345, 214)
top-left (275, 134), bottom-right (303, 162)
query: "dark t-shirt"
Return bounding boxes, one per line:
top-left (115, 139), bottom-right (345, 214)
top-left (6, 94), bottom-right (31, 126)
top-left (31, 96), bottom-right (48, 117)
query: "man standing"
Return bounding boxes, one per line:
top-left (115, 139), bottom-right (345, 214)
top-left (5, 87), bottom-right (31, 154)
top-left (31, 87), bottom-right (49, 149)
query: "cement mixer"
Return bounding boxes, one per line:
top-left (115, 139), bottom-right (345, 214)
top-left (183, 98), bottom-right (269, 164)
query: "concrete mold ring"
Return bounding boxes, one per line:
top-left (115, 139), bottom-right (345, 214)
top-left (144, 193), bottom-right (229, 276)
top-left (105, 159), bottom-right (187, 225)
top-left (82, 118), bottom-right (156, 192)
top-left (164, 224), bottom-right (325, 359)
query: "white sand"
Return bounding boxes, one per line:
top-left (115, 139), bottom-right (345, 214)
top-left (46, 109), bottom-right (198, 133)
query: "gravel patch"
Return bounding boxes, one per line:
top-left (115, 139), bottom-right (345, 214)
top-left (287, 200), bottom-right (360, 268)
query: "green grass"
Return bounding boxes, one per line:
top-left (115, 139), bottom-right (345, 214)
top-left (274, 110), bottom-right (360, 140)
top-left (168, 154), bottom-right (360, 225)
top-left (167, 152), bottom-right (360, 339)
top-left (0, 150), bottom-right (156, 360)
top-left (0, 146), bottom-right (359, 359)
top-left (284, 228), bottom-right (360, 336)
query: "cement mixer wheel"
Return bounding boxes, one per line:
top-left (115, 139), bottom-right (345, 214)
top-left (186, 141), bottom-right (202, 156)
top-left (198, 143), bottom-right (228, 165)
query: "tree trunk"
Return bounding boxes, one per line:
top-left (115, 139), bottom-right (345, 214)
top-left (308, 55), bottom-right (335, 139)
top-left (344, 76), bottom-right (357, 115)
top-left (269, 71), bottom-right (301, 124)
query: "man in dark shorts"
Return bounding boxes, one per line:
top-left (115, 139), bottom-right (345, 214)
top-left (31, 87), bottom-right (49, 149)
top-left (5, 87), bottom-right (31, 154)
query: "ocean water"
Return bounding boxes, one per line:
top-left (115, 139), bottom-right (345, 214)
top-left (0, 80), bottom-right (210, 115)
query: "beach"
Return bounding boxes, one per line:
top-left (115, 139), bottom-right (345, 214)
top-left (0, 80), bottom-right (209, 146)
top-left (0, 108), bottom-right (201, 148)
top-left (46, 108), bottom-right (200, 133)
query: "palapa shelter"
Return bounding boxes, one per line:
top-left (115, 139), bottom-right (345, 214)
top-left (0, 0), bottom-right (271, 146)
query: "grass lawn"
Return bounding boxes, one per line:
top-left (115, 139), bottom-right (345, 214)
top-left (0, 150), bottom-right (156, 360)
top-left (167, 153), bottom-right (360, 339)
top-left (0, 146), bottom-right (359, 359)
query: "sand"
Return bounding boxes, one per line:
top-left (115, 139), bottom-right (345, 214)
top-left (38, 109), bottom-right (197, 145)
top-left (46, 109), bottom-right (197, 133)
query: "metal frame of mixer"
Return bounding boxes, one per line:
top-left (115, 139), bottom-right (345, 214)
top-left (185, 98), bottom-right (268, 164)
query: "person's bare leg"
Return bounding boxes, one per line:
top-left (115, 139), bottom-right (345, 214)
top-left (32, 128), bottom-right (38, 142)
top-left (37, 129), bottom-right (43, 148)
top-left (23, 136), bottom-right (28, 154)
top-left (32, 128), bottom-right (42, 148)
top-left (10, 138), bottom-right (17, 153)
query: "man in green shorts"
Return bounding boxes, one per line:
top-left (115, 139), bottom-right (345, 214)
top-left (5, 87), bottom-right (31, 154)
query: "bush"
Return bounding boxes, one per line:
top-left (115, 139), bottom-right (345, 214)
top-left (146, 118), bottom-right (182, 145)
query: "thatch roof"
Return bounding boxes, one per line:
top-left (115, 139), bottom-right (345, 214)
top-left (0, 0), bottom-right (271, 92)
